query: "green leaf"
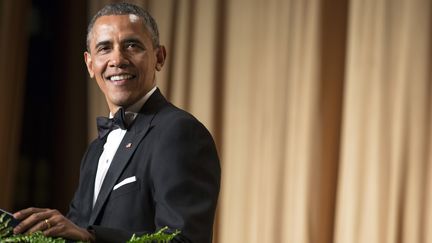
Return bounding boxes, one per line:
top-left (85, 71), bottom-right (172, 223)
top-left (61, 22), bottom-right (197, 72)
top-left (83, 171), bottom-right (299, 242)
top-left (0, 213), bottom-right (180, 243)
top-left (126, 226), bottom-right (180, 243)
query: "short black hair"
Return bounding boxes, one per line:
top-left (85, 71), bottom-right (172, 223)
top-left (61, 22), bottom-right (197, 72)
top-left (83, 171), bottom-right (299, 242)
top-left (86, 2), bottom-right (160, 50)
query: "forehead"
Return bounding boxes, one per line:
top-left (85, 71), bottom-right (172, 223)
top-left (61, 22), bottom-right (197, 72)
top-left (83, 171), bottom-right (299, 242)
top-left (90, 14), bottom-right (151, 44)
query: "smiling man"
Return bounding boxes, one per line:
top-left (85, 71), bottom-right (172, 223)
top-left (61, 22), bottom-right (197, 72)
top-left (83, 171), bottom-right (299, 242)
top-left (13, 3), bottom-right (221, 243)
top-left (84, 12), bottom-right (164, 112)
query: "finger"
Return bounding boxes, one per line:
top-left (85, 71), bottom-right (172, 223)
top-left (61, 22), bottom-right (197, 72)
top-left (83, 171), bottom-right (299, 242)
top-left (45, 224), bottom-right (92, 242)
top-left (42, 214), bottom-right (61, 235)
top-left (36, 212), bottom-right (63, 236)
top-left (27, 210), bottom-right (60, 234)
top-left (43, 223), bottom-right (64, 238)
top-left (14, 210), bottom-right (52, 234)
top-left (42, 214), bottom-right (68, 238)
top-left (27, 220), bottom-right (49, 234)
top-left (13, 207), bottom-right (45, 220)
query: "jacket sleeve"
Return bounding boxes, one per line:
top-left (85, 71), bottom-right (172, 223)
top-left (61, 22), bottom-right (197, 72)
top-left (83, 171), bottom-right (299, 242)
top-left (149, 115), bottom-right (221, 243)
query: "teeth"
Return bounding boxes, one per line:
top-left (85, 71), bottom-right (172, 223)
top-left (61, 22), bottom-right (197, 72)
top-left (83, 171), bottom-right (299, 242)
top-left (110, 74), bottom-right (133, 81)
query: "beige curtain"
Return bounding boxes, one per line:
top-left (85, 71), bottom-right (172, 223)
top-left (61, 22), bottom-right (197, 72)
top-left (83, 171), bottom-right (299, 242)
top-left (87, 0), bottom-right (432, 242)
top-left (0, 0), bottom-right (29, 210)
top-left (335, 0), bottom-right (432, 243)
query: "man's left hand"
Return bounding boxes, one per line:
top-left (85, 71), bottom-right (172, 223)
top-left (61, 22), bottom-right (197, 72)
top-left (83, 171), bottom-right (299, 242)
top-left (13, 207), bottom-right (94, 242)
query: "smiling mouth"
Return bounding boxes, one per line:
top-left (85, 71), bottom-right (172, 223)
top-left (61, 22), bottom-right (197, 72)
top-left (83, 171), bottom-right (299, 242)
top-left (108, 74), bottom-right (135, 81)
top-left (106, 74), bottom-right (136, 85)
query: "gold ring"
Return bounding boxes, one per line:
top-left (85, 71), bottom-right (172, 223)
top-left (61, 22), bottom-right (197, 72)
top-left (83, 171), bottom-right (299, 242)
top-left (44, 219), bottom-right (51, 229)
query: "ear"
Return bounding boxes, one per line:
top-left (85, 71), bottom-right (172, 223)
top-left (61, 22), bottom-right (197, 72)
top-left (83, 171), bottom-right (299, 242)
top-left (84, 51), bottom-right (95, 78)
top-left (155, 45), bottom-right (166, 71)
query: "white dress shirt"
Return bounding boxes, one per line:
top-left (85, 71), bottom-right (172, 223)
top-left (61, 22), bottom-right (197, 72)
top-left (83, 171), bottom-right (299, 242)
top-left (93, 86), bottom-right (157, 206)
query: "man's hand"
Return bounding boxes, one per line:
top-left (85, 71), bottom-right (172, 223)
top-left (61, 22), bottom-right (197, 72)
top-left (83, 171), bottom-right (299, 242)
top-left (13, 207), bottom-right (94, 242)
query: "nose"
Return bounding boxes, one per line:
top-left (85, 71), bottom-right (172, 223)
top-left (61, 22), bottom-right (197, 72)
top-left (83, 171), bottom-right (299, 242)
top-left (108, 49), bottom-right (129, 68)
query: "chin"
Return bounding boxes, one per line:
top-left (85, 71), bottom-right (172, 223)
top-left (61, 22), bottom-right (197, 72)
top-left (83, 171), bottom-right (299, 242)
top-left (108, 91), bottom-right (134, 103)
top-left (109, 97), bottom-right (133, 108)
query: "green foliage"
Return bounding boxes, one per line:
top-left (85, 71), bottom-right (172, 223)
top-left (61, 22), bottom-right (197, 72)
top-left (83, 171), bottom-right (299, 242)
top-left (0, 214), bottom-right (69, 243)
top-left (126, 227), bottom-right (180, 243)
top-left (0, 213), bottom-right (14, 239)
top-left (0, 213), bottom-right (179, 243)
top-left (0, 232), bottom-right (66, 243)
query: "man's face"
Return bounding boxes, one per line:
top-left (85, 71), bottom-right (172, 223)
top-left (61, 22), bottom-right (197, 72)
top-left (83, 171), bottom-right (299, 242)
top-left (85, 14), bottom-right (165, 112)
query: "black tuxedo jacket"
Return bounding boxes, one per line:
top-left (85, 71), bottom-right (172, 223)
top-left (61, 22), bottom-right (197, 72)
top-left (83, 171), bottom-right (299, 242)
top-left (67, 89), bottom-right (220, 243)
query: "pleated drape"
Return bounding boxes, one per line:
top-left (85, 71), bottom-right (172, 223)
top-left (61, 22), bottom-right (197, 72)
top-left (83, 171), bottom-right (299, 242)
top-left (86, 0), bottom-right (432, 242)
top-left (335, 0), bottom-right (432, 242)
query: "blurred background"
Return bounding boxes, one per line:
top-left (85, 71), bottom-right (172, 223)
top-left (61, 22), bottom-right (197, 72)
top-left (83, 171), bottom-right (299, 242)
top-left (0, 0), bottom-right (431, 243)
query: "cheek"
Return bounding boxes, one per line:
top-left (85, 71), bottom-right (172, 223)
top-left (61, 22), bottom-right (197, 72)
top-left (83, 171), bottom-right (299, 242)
top-left (93, 58), bottom-right (107, 75)
top-left (136, 54), bottom-right (155, 73)
top-left (140, 62), bottom-right (157, 81)
top-left (93, 61), bottom-right (107, 89)
top-left (95, 76), bottom-right (108, 94)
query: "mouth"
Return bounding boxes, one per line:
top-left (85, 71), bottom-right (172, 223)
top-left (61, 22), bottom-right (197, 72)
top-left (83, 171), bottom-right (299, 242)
top-left (105, 73), bottom-right (136, 85)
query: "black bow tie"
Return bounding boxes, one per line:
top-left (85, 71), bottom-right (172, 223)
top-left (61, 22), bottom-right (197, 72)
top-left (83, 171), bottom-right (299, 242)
top-left (96, 107), bottom-right (128, 139)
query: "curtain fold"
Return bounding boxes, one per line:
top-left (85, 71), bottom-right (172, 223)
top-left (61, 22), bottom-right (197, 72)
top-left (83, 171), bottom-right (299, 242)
top-left (87, 0), bottom-right (432, 242)
top-left (335, 0), bottom-right (432, 242)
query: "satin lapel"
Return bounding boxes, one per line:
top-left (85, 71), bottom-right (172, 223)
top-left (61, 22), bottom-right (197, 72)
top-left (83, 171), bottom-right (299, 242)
top-left (89, 114), bottom-right (154, 225)
top-left (81, 138), bottom-right (105, 221)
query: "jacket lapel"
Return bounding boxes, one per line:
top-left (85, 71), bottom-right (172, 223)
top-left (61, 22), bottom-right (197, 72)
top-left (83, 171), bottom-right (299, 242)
top-left (80, 138), bottom-right (105, 222)
top-left (89, 89), bottom-right (167, 225)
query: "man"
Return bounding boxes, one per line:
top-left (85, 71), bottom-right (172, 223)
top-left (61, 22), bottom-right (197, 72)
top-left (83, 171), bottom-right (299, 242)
top-left (13, 3), bottom-right (220, 243)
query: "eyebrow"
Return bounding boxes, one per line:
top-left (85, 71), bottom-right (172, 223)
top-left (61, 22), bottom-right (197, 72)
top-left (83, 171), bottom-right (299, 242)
top-left (121, 37), bottom-right (144, 45)
top-left (95, 40), bottom-right (112, 49)
top-left (94, 38), bottom-right (144, 47)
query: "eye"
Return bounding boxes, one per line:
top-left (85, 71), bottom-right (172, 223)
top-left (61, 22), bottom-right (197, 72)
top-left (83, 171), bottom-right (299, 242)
top-left (126, 43), bottom-right (137, 48)
top-left (124, 41), bottom-right (144, 51)
top-left (97, 45), bottom-right (111, 54)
